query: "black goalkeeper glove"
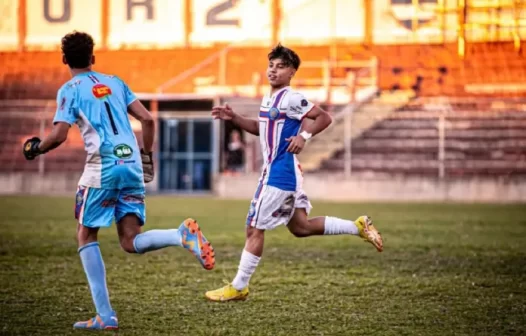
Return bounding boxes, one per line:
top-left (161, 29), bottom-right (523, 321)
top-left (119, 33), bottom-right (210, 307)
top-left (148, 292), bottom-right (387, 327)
top-left (140, 149), bottom-right (154, 183)
top-left (23, 137), bottom-right (44, 160)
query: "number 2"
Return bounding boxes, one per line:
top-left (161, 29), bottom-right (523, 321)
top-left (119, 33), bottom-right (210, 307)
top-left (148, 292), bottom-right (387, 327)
top-left (206, 0), bottom-right (239, 26)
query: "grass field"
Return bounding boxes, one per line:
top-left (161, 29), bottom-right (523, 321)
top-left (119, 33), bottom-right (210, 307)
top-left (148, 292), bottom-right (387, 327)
top-left (1, 196), bottom-right (525, 336)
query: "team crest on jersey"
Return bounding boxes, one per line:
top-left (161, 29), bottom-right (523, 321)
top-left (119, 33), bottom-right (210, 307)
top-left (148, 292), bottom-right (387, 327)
top-left (268, 107), bottom-right (280, 120)
top-left (92, 84), bottom-right (112, 99)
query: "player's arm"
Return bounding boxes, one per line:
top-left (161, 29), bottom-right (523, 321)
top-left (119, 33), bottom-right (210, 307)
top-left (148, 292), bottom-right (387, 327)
top-left (126, 96), bottom-right (155, 183)
top-left (23, 87), bottom-right (78, 160)
top-left (231, 113), bottom-right (259, 136)
top-left (285, 93), bottom-right (332, 154)
top-left (127, 100), bottom-right (154, 153)
top-left (301, 105), bottom-right (333, 136)
top-left (212, 103), bottom-right (259, 136)
top-left (118, 77), bottom-right (154, 183)
top-left (38, 122), bottom-right (70, 152)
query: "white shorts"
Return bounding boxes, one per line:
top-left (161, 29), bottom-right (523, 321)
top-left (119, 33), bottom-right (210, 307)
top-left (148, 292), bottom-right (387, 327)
top-left (245, 184), bottom-right (312, 230)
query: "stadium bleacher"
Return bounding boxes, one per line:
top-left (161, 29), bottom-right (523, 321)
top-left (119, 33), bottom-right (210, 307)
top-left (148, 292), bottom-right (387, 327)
top-left (1, 41), bottom-right (525, 176)
top-left (320, 97), bottom-right (526, 177)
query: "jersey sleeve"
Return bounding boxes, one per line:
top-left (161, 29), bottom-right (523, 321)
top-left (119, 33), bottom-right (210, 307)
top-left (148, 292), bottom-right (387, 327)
top-left (286, 92), bottom-right (315, 121)
top-left (53, 85), bottom-right (79, 125)
top-left (116, 77), bottom-right (137, 106)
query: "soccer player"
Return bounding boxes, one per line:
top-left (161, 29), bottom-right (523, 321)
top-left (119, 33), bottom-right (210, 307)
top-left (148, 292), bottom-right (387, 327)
top-left (205, 44), bottom-right (383, 302)
top-left (22, 31), bottom-right (215, 330)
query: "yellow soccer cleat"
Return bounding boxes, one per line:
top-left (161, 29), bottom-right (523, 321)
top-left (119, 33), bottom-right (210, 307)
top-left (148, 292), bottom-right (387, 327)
top-left (355, 215), bottom-right (383, 252)
top-left (205, 283), bottom-right (249, 302)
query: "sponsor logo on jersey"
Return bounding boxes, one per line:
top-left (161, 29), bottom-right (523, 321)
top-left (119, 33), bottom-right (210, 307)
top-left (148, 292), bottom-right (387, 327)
top-left (115, 159), bottom-right (136, 165)
top-left (113, 144), bottom-right (133, 159)
top-left (92, 84), bottom-right (112, 99)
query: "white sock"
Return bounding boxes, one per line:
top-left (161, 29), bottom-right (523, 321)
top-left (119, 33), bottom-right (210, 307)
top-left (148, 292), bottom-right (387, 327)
top-left (324, 216), bottom-right (359, 235)
top-left (232, 249), bottom-right (261, 291)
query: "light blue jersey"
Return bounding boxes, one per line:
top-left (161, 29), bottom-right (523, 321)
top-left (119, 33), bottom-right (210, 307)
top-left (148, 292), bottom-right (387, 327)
top-left (53, 71), bottom-right (144, 190)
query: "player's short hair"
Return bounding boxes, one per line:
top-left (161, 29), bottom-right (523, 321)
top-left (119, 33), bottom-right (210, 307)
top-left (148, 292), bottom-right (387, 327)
top-left (268, 43), bottom-right (301, 70)
top-left (61, 31), bottom-right (94, 69)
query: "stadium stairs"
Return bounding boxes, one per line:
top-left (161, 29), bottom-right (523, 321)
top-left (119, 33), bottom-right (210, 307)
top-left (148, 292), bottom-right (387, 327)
top-left (298, 90), bottom-right (413, 172)
top-left (318, 97), bottom-right (526, 177)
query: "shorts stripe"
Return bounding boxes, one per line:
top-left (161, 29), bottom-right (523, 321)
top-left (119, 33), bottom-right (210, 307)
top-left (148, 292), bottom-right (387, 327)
top-left (250, 185), bottom-right (267, 227)
top-left (78, 187), bottom-right (90, 224)
top-left (246, 170), bottom-right (267, 226)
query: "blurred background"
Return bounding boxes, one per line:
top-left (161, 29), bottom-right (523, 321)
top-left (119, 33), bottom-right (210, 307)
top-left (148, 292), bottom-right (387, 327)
top-left (0, 0), bottom-right (525, 202)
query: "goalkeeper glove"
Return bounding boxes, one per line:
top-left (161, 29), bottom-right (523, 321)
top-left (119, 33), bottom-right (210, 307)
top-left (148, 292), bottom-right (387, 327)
top-left (23, 137), bottom-right (45, 160)
top-left (140, 149), bottom-right (154, 183)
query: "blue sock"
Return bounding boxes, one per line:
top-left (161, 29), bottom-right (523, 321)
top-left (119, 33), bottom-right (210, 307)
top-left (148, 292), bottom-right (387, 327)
top-left (133, 229), bottom-right (182, 254)
top-left (78, 242), bottom-right (113, 317)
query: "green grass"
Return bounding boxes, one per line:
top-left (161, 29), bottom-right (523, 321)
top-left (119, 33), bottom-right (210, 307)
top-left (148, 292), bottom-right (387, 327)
top-left (1, 196), bottom-right (525, 336)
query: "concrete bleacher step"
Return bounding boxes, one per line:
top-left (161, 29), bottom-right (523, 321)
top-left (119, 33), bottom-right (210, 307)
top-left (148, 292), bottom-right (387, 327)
top-left (449, 119), bottom-right (526, 129)
top-left (445, 129), bottom-right (526, 140)
top-left (353, 138), bottom-right (439, 150)
top-left (323, 158), bottom-right (526, 174)
top-left (299, 90), bottom-right (412, 172)
top-left (374, 119), bottom-right (439, 129)
top-left (362, 128), bottom-right (438, 139)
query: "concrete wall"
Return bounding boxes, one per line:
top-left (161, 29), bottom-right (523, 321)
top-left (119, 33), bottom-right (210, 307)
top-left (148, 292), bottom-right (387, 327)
top-left (1, 172), bottom-right (525, 203)
top-left (214, 173), bottom-right (526, 203)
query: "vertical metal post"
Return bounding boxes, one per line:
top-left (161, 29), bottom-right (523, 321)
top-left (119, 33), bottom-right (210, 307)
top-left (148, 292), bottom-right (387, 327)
top-left (344, 72), bottom-right (356, 179)
top-left (323, 59), bottom-right (331, 106)
top-left (101, 0), bottom-right (109, 50)
top-left (457, 0), bottom-right (466, 58)
top-left (513, 0), bottom-right (521, 52)
top-left (219, 48), bottom-right (227, 86)
top-left (212, 96), bottom-right (221, 176)
top-left (17, 0), bottom-right (26, 51)
top-left (438, 0), bottom-right (446, 43)
top-left (412, 0), bottom-right (419, 39)
top-left (344, 109), bottom-right (353, 179)
top-left (438, 114), bottom-right (445, 179)
top-left (38, 115), bottom-right (45, 175)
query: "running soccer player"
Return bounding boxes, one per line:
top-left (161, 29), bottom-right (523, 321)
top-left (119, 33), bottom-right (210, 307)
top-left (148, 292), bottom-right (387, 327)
top-left (205, 44), bottom-right (383, 302)
top-left (22, 31), bottom-right (215, 330)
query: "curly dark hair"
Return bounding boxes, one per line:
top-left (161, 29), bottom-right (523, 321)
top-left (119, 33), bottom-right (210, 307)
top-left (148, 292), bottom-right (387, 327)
top-left (61, 31), bottom-right (94, 69)
top-left (268, 43), bottom-right (301, 70)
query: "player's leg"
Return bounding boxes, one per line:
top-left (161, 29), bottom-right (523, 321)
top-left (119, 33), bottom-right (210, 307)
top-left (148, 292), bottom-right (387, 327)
top-left (73, 186), bottom-right (119, 331)
top-left (206, 186), bottom-right (291, 302)
top-left (231, 225), bottom-right (264, 290)
top-left (286, 191), bottom-right (383, 252)
top-left (205, 226), bottom-right (263, 302)
top-left (115, 187), bottom-right (215, 270)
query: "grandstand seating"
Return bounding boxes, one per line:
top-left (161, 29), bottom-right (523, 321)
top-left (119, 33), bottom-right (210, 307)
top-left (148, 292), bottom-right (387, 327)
top-left (0, 42), bottom-right (524, 99)
top-left (1, 41), bottom-right (524, 177)
top-left (0, 101), bottom-right (86, 173)
top-left (319, 97), bottom-right (526, 177)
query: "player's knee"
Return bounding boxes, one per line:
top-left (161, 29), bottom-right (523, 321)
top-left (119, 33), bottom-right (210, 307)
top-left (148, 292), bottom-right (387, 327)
top-left (288, 225), bottom-right (309, 238)
top-left (246, 226), bottom-right (264, 241)
top-left (119, 237), bottom-right (137, 254)
top-left (76, 224), bottom-right (98, 247)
